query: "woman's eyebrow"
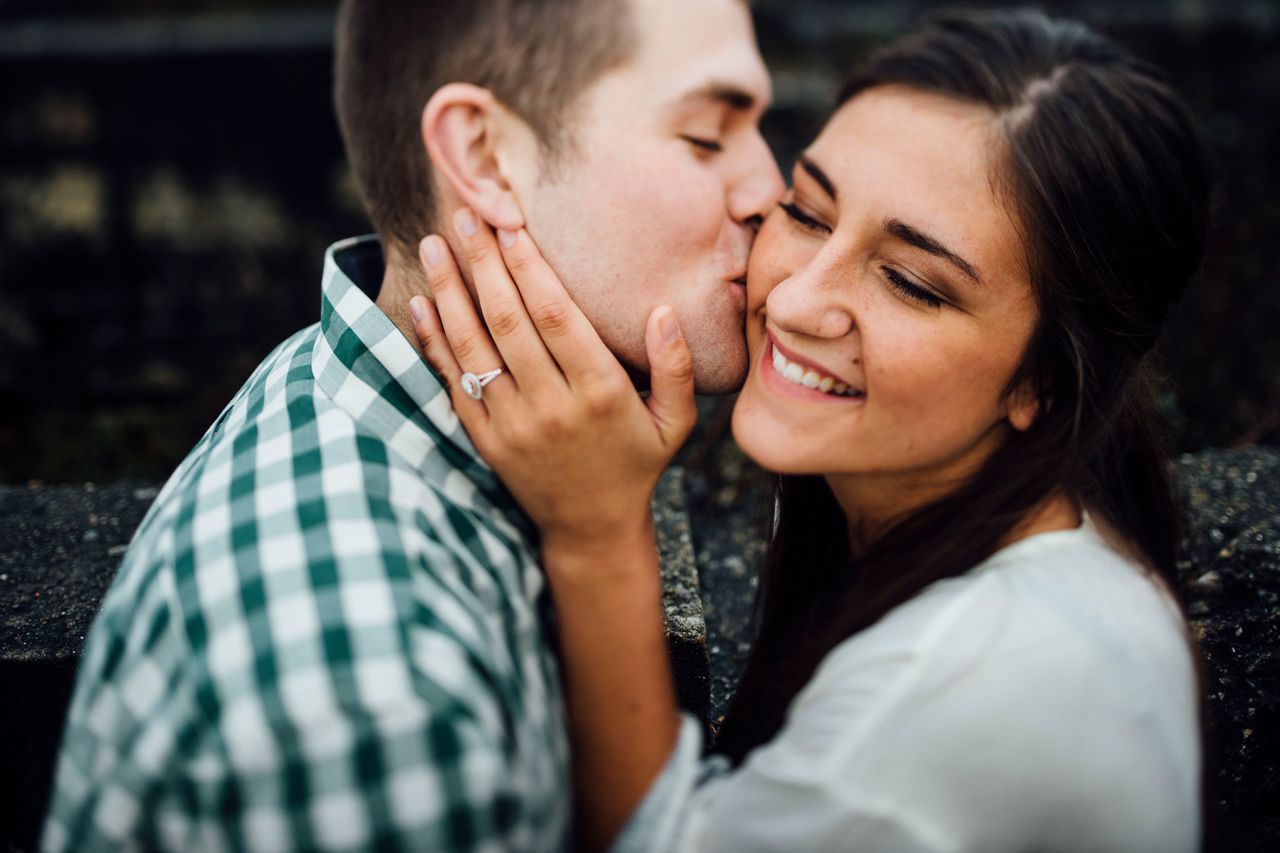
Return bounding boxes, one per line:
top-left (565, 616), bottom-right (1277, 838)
top-left (798, 154), bottom-right (837, 200)
top-left (796, 154), bottom-right (983, 285)
top-left (885, 219), bottom-right (983, 284)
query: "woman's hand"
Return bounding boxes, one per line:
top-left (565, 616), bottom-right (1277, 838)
top-left (411, 208), bottom-right (692, 848)
top-left (408, 208), bottom-right (698, 561)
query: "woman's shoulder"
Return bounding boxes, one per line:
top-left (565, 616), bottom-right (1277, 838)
top-left (800, 511), bottom-right (1202, 776)
top-left (782, 517), bottom-right (1201, 851)
top-left (965, 512), bottom-right (1192, 673)
top-left (819, 511), bottom-right (1192, 684)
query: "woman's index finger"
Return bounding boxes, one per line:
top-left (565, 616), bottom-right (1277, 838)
top-left (418, 234), bottom-right (507, 387)
top-left (498, 228), bottom-right (619, 383)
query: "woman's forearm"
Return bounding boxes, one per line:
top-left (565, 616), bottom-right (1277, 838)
top-left (542, 520), bottom-right (682, 852)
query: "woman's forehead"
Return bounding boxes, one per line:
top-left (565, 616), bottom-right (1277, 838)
top-left (807, 87), bottom-right (1029, 290)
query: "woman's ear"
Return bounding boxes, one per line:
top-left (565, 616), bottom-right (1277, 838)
top-left (422, 83), bottom-right (528, 231)
top-left (1007, 381), bottom-right (1045, 432)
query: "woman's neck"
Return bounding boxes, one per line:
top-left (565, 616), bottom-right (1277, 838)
top-left (825, 430), bottom-right (1081, 559)
top-left (830, 473), bottom-right (1081, 558)
top-left (826, 471), bottom-right (957, 557)
top-left (1002, 494), bottom-right (1082, 544)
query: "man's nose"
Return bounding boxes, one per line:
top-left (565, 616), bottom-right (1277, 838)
top-left (728, 134), bottom-right (786, 224)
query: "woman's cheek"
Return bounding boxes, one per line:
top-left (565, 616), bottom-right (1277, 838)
top-left (867, 320), bottom-right (964, 413)
top-left (748, 240), bottom-right (817, 311)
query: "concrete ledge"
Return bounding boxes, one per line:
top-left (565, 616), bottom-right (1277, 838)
top-left (3, 449), bottom-right (1279, 851)
top-left (1176, 448), bottom-right (1280, 851)
top-left (654, 467), bottom-right (711, 722)
top-left (0, 481), bottom-right (158, 851)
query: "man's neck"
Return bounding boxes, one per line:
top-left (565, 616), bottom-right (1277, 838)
top-left (374, 261), bottom-right (432, 357)
top-left (371, 250), bottom-right (655, 393)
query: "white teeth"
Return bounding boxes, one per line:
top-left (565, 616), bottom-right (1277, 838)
top-left (770, 345), bottom-right (861, 397)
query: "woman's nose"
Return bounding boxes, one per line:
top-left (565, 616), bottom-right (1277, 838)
top-left (765, 273), bottom-right (856, 339)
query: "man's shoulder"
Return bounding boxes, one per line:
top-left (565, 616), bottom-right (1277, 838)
top-left (46, 240), bottom-right (565, 853)
top-left (102, 305), bottom-right (545, 652)
top-left (104, 328), bottom-right (425, 624)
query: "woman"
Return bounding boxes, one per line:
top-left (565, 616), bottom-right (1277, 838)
top-left (409, 9), bottom-right (1210, 851)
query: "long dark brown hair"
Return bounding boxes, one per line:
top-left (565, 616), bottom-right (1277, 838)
top-left (715, 4), bottom-right (1211, 795)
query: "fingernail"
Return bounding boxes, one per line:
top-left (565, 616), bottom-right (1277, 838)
top-left (659, 307), bottom-right (680, 344)
top-left (409, 296), bottom-right (426, 324)
top-left (454, 207), bottom-right (478, 237)
top-left (420, 236), bottom-right (441, 267)
top-left (498, 228), bottom-right (518, 248)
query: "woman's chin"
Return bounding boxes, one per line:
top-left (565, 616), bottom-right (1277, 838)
top-left (730, 397), bottom-right (826, 477)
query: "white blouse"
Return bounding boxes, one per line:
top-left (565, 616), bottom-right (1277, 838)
top-left (615, 513), bottom-right (1201, 852)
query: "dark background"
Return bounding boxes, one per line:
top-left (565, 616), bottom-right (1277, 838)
top-left (1, 0), bottom-right (1278, 486)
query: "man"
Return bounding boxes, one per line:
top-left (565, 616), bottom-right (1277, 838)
top-left (43, 0), bottom-right (782, 849)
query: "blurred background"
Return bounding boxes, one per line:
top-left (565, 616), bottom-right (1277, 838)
top-left (1, 0), bottom-right (1278, 486)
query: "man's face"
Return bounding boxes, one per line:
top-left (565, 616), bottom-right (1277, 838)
top-left (517, 0), bottom-right (784, 393)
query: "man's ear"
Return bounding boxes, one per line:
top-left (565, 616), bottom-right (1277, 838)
top-left (422, 83), bottom-right (528, 231)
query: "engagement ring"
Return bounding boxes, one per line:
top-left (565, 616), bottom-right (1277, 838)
top-left (460, 368), bottom-right (505, 400)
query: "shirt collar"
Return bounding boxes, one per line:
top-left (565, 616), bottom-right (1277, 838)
top-left (311, 235), bottom-right (532, 538)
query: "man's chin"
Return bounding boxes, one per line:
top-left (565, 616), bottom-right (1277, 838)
top-left (689, 351), bottom-right (749, 396)
top-left (617, 339), bottom-right (748, 395)
top-left (692, 372), bottom-right (747, 396)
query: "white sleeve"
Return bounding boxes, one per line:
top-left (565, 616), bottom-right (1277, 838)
top-left (610, 606), bottom-right (949, 853)
top-left (674, 646), bottom-right (955, 853)
top-left (609, 714), bottom-right (720, 853)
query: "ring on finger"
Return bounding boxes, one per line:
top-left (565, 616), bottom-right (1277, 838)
top-left (460, 367), bottom-right (505, 400)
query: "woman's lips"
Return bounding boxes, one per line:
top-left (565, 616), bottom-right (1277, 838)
top-left (768, 333), bottom-right (863, 390)
top-left (761, 336), bottom-right (866, 403)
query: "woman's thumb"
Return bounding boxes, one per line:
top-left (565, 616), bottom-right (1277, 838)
top-left (644, 306), bottom-right (697, 447)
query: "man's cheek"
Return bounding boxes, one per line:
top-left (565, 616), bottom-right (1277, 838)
top-left (619, 157), bottom-right (715, 224)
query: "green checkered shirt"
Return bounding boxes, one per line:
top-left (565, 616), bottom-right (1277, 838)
top-left (43, 236), bottom-right (571, 851)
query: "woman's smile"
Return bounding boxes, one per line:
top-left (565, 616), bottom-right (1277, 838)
top-left (760, 333), bottom-right (865, 402)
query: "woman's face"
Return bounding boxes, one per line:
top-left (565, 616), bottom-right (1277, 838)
top-left (733, 86), bottom-right (1041, 504)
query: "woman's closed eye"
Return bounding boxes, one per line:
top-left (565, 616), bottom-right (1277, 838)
top-left (779, 196), bottom-right (947, 309)
top-left (883, 267), bottom-right (945, 309)
top-left (779, 200), bottom-right (831, 235)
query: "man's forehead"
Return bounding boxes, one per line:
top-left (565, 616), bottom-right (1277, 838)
top-left (665, 77), bottom-right (771, 116)
top-left (626, 0), bottom-right (771, 110)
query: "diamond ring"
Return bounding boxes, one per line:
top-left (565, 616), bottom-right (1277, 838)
top-left (459, 368), bottom-right (505, 400)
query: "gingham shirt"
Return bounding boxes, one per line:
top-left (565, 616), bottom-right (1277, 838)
top-left (43, 236), bottom-right (571, 852)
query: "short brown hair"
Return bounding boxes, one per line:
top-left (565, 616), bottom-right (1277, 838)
top-left (334, 0), bottom-right (636, 265)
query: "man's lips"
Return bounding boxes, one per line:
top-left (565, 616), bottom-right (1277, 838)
top-left (726, 271), bottom-right (748, 305)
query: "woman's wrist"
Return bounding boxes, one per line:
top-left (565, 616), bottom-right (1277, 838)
top-left (540, 515), bottom-right (658, 583)
top-left (538, 512), bottom-right (676, 850)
